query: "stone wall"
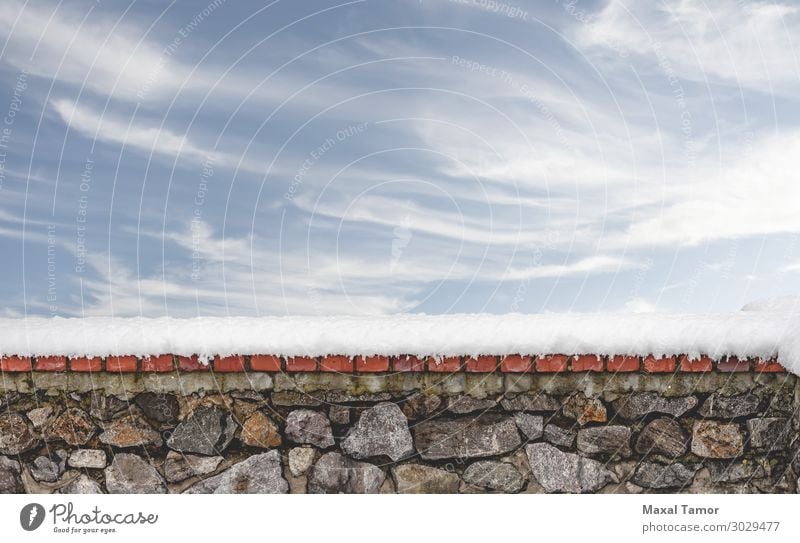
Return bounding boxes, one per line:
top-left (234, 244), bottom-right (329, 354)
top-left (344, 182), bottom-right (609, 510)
top-left (0, 354), bottom-right (798, 493)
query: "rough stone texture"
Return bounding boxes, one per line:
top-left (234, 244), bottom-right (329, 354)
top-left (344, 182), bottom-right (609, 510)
top-left (0, 456), bottom-right (22, 493)
top-left (699, 393), bottom-right (761, 419)
top-left (525, 443), bottom-right (616, 493)
top-left (401, 394), bottom-right (442, 419)
top-left (414, 416), bottom-right (521, 460)
top-left (392, 464), bottom-right (460, 494)
top-left (307, 451), bottom-right (384, 494)
top-left (328, 405), bottom-right (350, 425)
top-left (135, 392), bottom-right (180, 424)
top-left (68, 449), bottom-right (107, 469)
top-left (577, 426), bottom-right (632, 458)
top-left (99, 416), bottom-right (163, 448)
top-left (634, 462), bottom-right (698, 489)
top-left (501, 393), bottom-right (560, 412)
top-left (563, 394), bottom-right (607, 425)
top-left (635, 418), bottom-right (689, 458)
top-left (240, 411), bottom-right (282, 449)
top-left (285, 409), bottom-right (335, 449)
top-left (167, 406), bottom-right (236, 455)
top-left (513, 413), bottom-right (544, 440)
top-left (89, 394), bottom-right (129, 421)
top-left (105, 453), bottom-right (166, 494)
top-left (613, 393), bottom-right (698, 419)
top-left (707, 460), bottom-right (766, 483)
top-left (31, 455), bottom-right (64, 482)
top-left (164, 451), bottom-right (223, 483)
top-left (59, 474), bottom-right (104, 494)
top-left (746, 418), bottom-right (791, 451)
top-left (691, 421), bottom-right (744, 459)
top-left (27, 406), bottom-right (54, 428)
top-left (288, 447), bottom-right (316, 477)
top-left (0, 413), bottom-right (40, 454)
top-left (544, 424), bottom-right (576, 448)
top-left (184, 451), bottom-right (288, 494)
top-left (447, 396), bottom-right (496, 414)
top-left (342, 402), bottom-right (413, 461)
top-left (46, 408), bottom-right (96, 446)
top-left (462, 460), bottom-right (524, 493)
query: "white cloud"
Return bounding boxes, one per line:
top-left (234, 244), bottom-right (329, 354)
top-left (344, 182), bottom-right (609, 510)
top-left (623, 297), bottom-right (657, 313)
top-left (505, 255), bottom-right (642, 281)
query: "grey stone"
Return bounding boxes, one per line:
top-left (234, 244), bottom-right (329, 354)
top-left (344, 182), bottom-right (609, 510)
top-left (342, 402), bottom-right (413, 461)
top-left (26, 406), bottom-right (54, 428)
top-left (134, 392), bottom-right (179, 424)
top-left (167, 406), bottom-right (237, 455)
top-left (307, 451), bottom-right (384, 494)
top-left (288, 447), bottom-right (316, 477)
top-left (105, 453), bottom-right (166, 494)
top-left (184, 450), bottom-right (288, 494)
top-left (401, 394), bottom-right (442, 419)
top-left (635, 417), bottom-right (689, 458)
top-left (746, 418), bottom-right (791, 451)
top-left (99, 416), bottom-right (163, 448)
top-left (68, 449), bottom-right (107, 469)
top-left (577, 426), bottom-right (632, 458)
top-left (525, 443), bottom-right (616, 493)
top-left (500, 393), bottom-right (560, 412)
top-left (59, 474), bottom-right (105, 494)
top-left (563, 393), bottom-right (607, 425)
top-left (164, 451), bottom-right (223, 483)
top-left (285, 409), bottom-right (335, 449)
top-left (699, 393), bottom-right (761, 419)
top-left (328, 405), bottom-right (350, 425)
top-left (392, 464), bottom-right (460, 494)
top-left (414, 416), bottom-right (521, 460)
top-left (613, 393), bottom-right (697, 419)
top-left (446, 395), bottom-right (496, 414)
top-left (462, 461), bottom-right (524, 493)
top-left (30, 455), bottom-right (63, 482)
top-left (707, 460), bottom-right (766, 483)
top-left (46, 408), bottom-right (96, 446)
top-left (0, 413), bottom-right (40, 454)
top-left (513, 413), bottom-right (544, 440)
top-left (89, 394), bottom-right (129, 421)
top-left (321, 391), bottom-right (392, 404)
top-left (271, 391), bottom-right (322, 407)
top-left (544, 424), bottom-right (576, 448)
top-left (0, 456), bottom-right (22, 493)
top-left (633, 462), bottom-right (698, 489)
top-left (691, 421), bottom-right (744, 458)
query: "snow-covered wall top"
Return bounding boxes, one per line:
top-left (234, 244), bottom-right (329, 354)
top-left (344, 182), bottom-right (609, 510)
top-left (0, 312), bottom-right (798, 374)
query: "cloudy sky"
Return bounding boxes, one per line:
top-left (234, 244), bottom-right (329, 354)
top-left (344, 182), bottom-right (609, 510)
top-left (0, 0), bottom-right (798, 317)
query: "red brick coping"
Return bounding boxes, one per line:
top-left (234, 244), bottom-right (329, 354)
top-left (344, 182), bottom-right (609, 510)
top-left (0, 354), bottom-right (787, 374)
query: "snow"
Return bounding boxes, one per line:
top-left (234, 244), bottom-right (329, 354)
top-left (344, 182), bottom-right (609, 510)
top-left (0, 311), bottom-right (798, 374)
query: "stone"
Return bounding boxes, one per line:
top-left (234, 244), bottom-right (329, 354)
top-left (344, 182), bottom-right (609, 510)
top-left (0, 413), bottom-right (40, 454)
top-left (30, 455), bottom-right (63, 482)
top-left (307, 451), bottom-right (385, 494)
top-left (500, 393), bottom-right (560, 412)
top-left (414, 416), bottom-right (521, 460)
top-left (691, 421), bottom-right (744, 459)
top-left (563, 393), bottom-right (607, 425)
top-left (164, 451), bottom-right (223, 483)
top-left (401, 394), bottom-right (442, 419)
top-left (544, 424), bottom-right (576, 448)
top-left (513, 413), bottom-right (544, 440)
top-left (68, 449), bottom-right (106, 469)
top-left (699, 393), bottom-right (761, 419)
top-left (105, 453), bottom-right (166, 494)
top-left (707, 459), bottom-right (766, 483)
top-left (635, 417), bottom-right (689, 458)
top-left (240, 411), bottom-right (282, 448)
top-left (462, 461), bottom-right (524, 493)
top-left (184, 451), bottom-right (288, 494)
top-left (46, 408), bottom-right (96, 446)
top-left (633, 462), bottom-right (698, 489)
top-left (134, 392), bottom-right (180, 424)
top-left (99, 416), bottom-right (163, 448)
top-left (26, 406), bottom-right (54, 428)
top-left (525, 443), bottom-right (616, 493)
top-left (392, 464), bottom-right (460, 494)
top-left (613, 393), bottom-right (697, 419)
top-left (288, 447), bottom-right (316, 477)
top-left (746, 418), bottom-right (791, 451)
top-left (328, 405), bottom-right (350, 425)
top-left (446, 395), bottom-right (496, 414)
top-left (321, 391), bottom-right (392, 404)
top-left (285, 409), bottom-right (335, 449)
top-left (167, 406), bottom-right (237, 455)
top-left (59, 474), bottom-right (104, 494)
top-left (342, 403), bottom-right (413, 461)
top-left (0, 456), bottom-right (22, 493)
top-left (577, 426), bottom-right (632, 458)
top-left (89, 394), bottom-right (129, 421)
top-left (271, 391), bottom-right (322, 407)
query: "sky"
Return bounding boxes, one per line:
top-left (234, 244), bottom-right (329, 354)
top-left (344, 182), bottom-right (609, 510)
top-left (0, 0), bottom-right (798, 318)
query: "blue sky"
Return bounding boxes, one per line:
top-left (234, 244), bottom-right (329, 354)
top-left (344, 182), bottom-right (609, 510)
top-left (0, 0), bottom-right (798, 317)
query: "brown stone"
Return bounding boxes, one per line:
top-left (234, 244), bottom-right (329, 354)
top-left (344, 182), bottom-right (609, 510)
top-left (46, 408), bottom-right (96, 446)
top-left (99, 416), bottom-right (163, 448)
top-left (240, 411), bottom-right (282, 448)
top-left (0, 413), bottom-right (40, 455)
top-left (691, 421), bottom-right (744, 459)
top-left (563, 393), bottom-right (607, 425)
top-left (635, 418), bottom-right (689, 458)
